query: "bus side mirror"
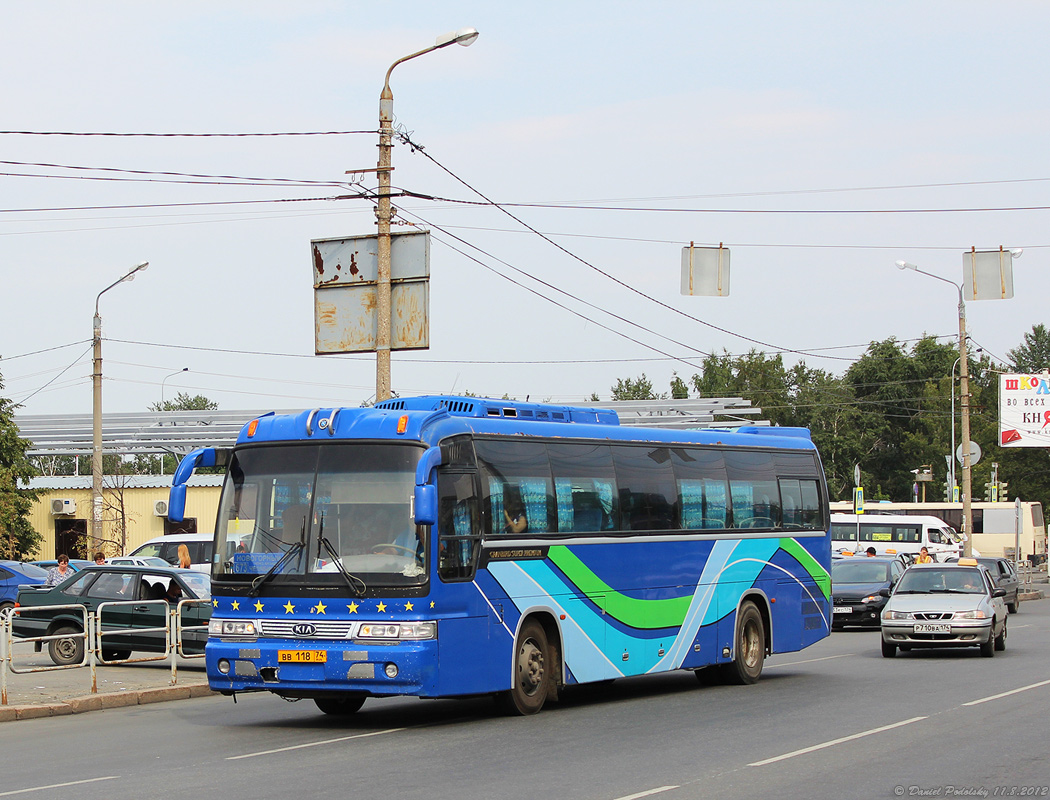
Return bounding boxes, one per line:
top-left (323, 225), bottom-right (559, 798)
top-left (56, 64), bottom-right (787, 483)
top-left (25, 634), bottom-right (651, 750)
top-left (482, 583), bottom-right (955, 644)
top-left (168, 483), bottom-right (188, 522)
top-left (413, 446), bottom-right (443, 527)
top-left (415, 484), bottom-right (437, 526)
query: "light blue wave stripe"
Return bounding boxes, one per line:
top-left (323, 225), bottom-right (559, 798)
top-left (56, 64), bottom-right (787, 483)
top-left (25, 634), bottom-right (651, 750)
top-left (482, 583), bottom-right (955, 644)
top-left (487, 559), bottom-right (623, 682)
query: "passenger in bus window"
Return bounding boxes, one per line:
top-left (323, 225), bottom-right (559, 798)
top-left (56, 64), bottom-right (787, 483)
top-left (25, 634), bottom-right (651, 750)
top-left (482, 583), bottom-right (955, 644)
top-left (504, 497), bottom-right (527, 534)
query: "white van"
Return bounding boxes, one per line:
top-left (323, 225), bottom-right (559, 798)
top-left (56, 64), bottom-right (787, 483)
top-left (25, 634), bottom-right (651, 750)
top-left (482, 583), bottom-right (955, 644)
top-left (128, 533), bottom-right (214, 573)
top-left (831, 513), bottom-right (967, 561)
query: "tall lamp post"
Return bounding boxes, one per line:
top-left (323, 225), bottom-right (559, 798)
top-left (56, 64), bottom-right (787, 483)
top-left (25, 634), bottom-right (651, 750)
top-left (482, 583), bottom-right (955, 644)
top-left (896, 260), bottom-right (975, 554)
top-left (161, 367), bottom-right (188, 407)
top-left (92, 261), bottom-right (149, 554)
top-left (375, 27), bottom-right (479, 402)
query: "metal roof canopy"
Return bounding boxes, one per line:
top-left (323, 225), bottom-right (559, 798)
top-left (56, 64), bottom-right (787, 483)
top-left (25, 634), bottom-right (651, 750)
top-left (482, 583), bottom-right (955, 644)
top-left (15, 398), bottom-right (768, 457)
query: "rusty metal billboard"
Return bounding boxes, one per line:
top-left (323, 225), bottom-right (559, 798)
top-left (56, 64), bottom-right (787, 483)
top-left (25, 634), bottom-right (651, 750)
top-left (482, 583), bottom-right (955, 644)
top-left (680, 243), bottom-right (730, 296)
top-left (311, 231), bottom-right (430, 353)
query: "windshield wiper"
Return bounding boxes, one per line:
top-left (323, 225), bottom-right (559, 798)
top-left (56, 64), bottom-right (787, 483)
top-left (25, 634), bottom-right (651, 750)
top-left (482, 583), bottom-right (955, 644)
top-left (316, 512), bottom-right (367, 596)
top-left (249, 517), bottom-right (306, 597)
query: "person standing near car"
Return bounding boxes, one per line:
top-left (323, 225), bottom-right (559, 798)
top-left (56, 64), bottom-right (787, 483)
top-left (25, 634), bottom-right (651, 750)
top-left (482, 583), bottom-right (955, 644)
top-left (45, 554), bottom-right (72, 586)
top-left (178, 544), bottom-right (191, 569)
top-left (916, 546), bottom-right (933, 564)
top-left (93, 552), bottom-right (106, 566)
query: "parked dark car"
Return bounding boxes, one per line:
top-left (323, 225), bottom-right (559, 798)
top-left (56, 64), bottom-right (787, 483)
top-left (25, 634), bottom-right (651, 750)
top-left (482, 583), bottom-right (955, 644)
top-left (12, 565), bottom-right (211, 665)
top-left (832, 556), bottom-right (905, 629)
top-left (1, 561), bottom-right (48, 615)
top-left (947, 556), bottom-right (1020, 613)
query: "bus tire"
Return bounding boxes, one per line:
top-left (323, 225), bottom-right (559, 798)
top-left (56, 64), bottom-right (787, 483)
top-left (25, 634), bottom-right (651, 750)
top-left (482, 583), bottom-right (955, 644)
top-left (720, 601), bottom-right (765, 685)
top-left (314, 694), bottom-right (366, 716)
top-left (502, 619), bottom-right (550, 715)
top-left (48, 625), bottom-right (84, 666)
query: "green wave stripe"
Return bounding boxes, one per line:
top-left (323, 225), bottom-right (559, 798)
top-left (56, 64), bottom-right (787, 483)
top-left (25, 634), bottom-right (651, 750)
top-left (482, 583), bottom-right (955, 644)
top-left (548, 545), bottom-right (692, 629)
top-left (778, 537), bottom-right (832, 599)
top-left (547, 539), bottom-right (830, 630)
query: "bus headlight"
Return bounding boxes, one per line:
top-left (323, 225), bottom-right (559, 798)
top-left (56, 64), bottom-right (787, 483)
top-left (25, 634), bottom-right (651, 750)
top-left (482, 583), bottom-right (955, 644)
top-left (209, 619), bottom-right (258, 637)
top-left (357, 621), bottom-right (437, 640)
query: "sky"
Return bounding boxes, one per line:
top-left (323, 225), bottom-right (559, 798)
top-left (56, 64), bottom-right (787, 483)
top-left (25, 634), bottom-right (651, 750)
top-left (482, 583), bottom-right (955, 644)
top-left (3, 1), bottom-right (1050, 420)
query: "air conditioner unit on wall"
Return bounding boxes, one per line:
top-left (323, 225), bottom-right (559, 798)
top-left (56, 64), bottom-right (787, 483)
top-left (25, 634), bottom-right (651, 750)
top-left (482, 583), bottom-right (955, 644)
top-left (153, 499), bottom-right (169, 517)
top-left (51, 498), bottom-right (76, 515)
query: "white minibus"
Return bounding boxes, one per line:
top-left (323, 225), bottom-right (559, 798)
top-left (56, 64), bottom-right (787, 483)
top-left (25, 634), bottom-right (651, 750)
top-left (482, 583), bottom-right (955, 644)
top-left (830, 513), bottom-right (965, 561)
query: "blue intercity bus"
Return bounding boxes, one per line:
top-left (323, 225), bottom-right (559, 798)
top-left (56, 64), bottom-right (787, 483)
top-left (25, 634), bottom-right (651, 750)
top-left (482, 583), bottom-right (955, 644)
top-left (168, 395), bottom-right (832, 715)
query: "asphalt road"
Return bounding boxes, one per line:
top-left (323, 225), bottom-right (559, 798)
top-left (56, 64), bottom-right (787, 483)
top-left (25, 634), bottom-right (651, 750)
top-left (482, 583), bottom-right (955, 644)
top-left (2, 600), bottom-right (1048, 800)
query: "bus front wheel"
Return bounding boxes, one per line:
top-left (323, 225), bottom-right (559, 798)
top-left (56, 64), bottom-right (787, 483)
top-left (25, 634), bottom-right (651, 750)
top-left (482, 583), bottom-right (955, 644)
top-left (502, 620), bottom-right (550, 715)
top-left (314, 694), bottom-right (366, 716)
top-left (720, 602), bottom-right (765, 685)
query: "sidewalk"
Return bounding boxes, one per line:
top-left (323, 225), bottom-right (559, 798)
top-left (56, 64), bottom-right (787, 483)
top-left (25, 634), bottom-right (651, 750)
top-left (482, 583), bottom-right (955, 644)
top-left (0, 653), bottom-right (214, 722)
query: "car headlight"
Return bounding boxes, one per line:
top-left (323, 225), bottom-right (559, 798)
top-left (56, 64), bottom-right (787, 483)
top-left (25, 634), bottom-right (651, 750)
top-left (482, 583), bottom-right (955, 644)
top-left (883, 610), bottom-right (912, 620)
top-left (953, 610), bottom-right (988, 620)
top-left (862, 594), bottom-right (881, 604)
top-left (209, 619), bottom-right (258, 637)
top-left (357, 621), bottom-right (437, 640)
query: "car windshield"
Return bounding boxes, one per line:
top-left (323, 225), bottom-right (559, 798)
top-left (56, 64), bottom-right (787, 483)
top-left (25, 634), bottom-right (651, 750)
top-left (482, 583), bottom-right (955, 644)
top-left (17, 563), bottom-right (48, 578)
top-left (213, 443), bottom-right (426, 587)
top-left (896, 567), bottom-right (985, 594)
top-left (832, 560), bottom-right (890, 584)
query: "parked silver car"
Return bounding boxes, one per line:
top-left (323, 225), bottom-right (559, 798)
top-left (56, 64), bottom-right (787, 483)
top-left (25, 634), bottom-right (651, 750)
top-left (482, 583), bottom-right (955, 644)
top-left (880, 559), bottom-right (1008, 658)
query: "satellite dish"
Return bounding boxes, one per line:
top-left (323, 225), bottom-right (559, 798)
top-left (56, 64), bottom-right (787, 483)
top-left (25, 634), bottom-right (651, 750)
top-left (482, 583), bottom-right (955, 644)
top-left (955, 441), bottom-right (982, 466)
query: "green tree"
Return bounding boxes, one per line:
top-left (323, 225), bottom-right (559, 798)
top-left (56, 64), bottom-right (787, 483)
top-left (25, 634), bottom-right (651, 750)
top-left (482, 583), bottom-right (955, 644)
top-left (611, 374), bottom-right (663, 400)
top-left (149, 392), bottom-right (218, 412)
top-left (1007, 323), bottom-right (1050, 372)
top-left (0, 372), bottom-right (41, 559)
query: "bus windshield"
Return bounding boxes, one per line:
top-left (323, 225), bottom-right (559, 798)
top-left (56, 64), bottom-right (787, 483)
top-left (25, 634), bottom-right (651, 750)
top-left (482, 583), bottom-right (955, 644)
top-left (213, 443), bottom-right (426, 587)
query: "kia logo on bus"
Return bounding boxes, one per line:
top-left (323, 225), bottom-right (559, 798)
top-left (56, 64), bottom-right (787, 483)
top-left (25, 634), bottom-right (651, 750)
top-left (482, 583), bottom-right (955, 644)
top-left (292, 623), bottom-right (317, 636)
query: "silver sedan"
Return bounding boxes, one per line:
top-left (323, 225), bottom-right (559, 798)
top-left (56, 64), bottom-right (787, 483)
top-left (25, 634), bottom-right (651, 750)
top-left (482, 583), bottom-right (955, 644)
top-left (880, 560), bottom-right (1008, 658)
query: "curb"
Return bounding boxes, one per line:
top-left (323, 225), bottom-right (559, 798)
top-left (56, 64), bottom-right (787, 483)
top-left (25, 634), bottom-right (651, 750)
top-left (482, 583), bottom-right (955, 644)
top-left (1019, 589), bottom-right (1045, 601)
top-left (0, 683), bottom-right (215, 723)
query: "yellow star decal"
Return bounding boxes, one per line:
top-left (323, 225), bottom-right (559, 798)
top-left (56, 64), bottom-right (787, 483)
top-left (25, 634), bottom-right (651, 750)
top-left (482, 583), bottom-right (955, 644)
top-left (283, 601), bottom-right (295, 614)
top-left (404, 601), bottom-right (414, 611)
top-left (212, 599), bottom-right (218, 607)
top-left (313, 601), bottom-right (327, 615)
top-left (430, 601), bottom-right (435, 609)
top-left (376, 601), bottom-right (387, 613)
top-left (231, 600), bottom-right (240, 611)
top-left (347, 602), bottom-right (359, 614)
top-left (254, 600), bottom-right (264, 612)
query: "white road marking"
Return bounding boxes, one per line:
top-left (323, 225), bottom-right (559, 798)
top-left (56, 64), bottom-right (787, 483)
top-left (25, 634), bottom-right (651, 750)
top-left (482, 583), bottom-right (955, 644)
top-left (765, 653), bottom-right (854, 668)
top-left (749, 716), bottom-right (927, 766)
top-left (963, 678), bottom-right (1050, 706)
top-left (227, 727), bottom-right (406, 760)
top-left (0, 777), bottom-right (120, 797)
top-left (613, 787), bottom-right (681, 800)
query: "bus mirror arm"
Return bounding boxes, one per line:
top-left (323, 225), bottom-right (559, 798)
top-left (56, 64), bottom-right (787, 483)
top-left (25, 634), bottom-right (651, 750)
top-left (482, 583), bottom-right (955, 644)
top-left (168, 447), bottom-right (231, 523)
top-left (413, 446), bottom-right (443, 526)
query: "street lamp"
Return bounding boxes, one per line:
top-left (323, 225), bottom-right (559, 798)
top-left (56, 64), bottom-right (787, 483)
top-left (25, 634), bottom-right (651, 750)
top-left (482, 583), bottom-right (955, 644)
top-left (896, 259), bottom-right (975, 553)
top-left (374, 27), bottom-right (479, 402)
top-left (161, 367), bottom-right (188, 406)
top-left (92, 261), bottom-right (148, 554)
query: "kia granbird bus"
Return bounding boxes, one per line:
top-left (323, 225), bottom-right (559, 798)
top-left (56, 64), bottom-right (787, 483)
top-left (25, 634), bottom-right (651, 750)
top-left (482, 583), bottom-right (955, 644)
top-left (168, 396), bottom-right (832, 716)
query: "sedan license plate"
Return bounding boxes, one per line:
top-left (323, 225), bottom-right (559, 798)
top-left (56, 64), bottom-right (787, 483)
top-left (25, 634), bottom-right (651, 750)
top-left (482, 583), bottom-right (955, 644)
top-left (278, 650), bottom-right (327, 663)
top-left (912, 623), bottom-right (950, 634)
top-left (833, 606), bottom-right (852, 614)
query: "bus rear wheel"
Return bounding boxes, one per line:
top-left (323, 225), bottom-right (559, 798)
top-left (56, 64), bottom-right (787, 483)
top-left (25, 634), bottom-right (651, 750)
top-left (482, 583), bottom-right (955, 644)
top-left (720, 602), bottom-right (765, 685)
top-left (501, 620), bottom-right (550, 715)
top-left (314, 694), bottom-right (366, 716)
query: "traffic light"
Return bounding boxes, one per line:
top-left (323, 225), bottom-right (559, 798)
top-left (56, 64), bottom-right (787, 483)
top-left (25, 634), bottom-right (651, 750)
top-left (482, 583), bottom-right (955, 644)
top-left (984, 482), bottom-right (995, 501)
top-left (999, 482), bottom-right (1008, 502)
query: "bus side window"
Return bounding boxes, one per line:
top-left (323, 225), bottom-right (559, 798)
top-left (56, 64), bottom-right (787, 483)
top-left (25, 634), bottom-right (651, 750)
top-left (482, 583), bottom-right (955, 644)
top-left (437, 472), bottom-right (480, 581)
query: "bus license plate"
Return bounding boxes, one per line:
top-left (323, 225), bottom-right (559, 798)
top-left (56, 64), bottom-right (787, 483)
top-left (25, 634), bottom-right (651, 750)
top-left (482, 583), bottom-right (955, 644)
top-left (913, 623), bottom-right (950, 634)
top-left (833, 606), bottom-right (852, 614)
top-left (278, 650), bottom-right (327, 663)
